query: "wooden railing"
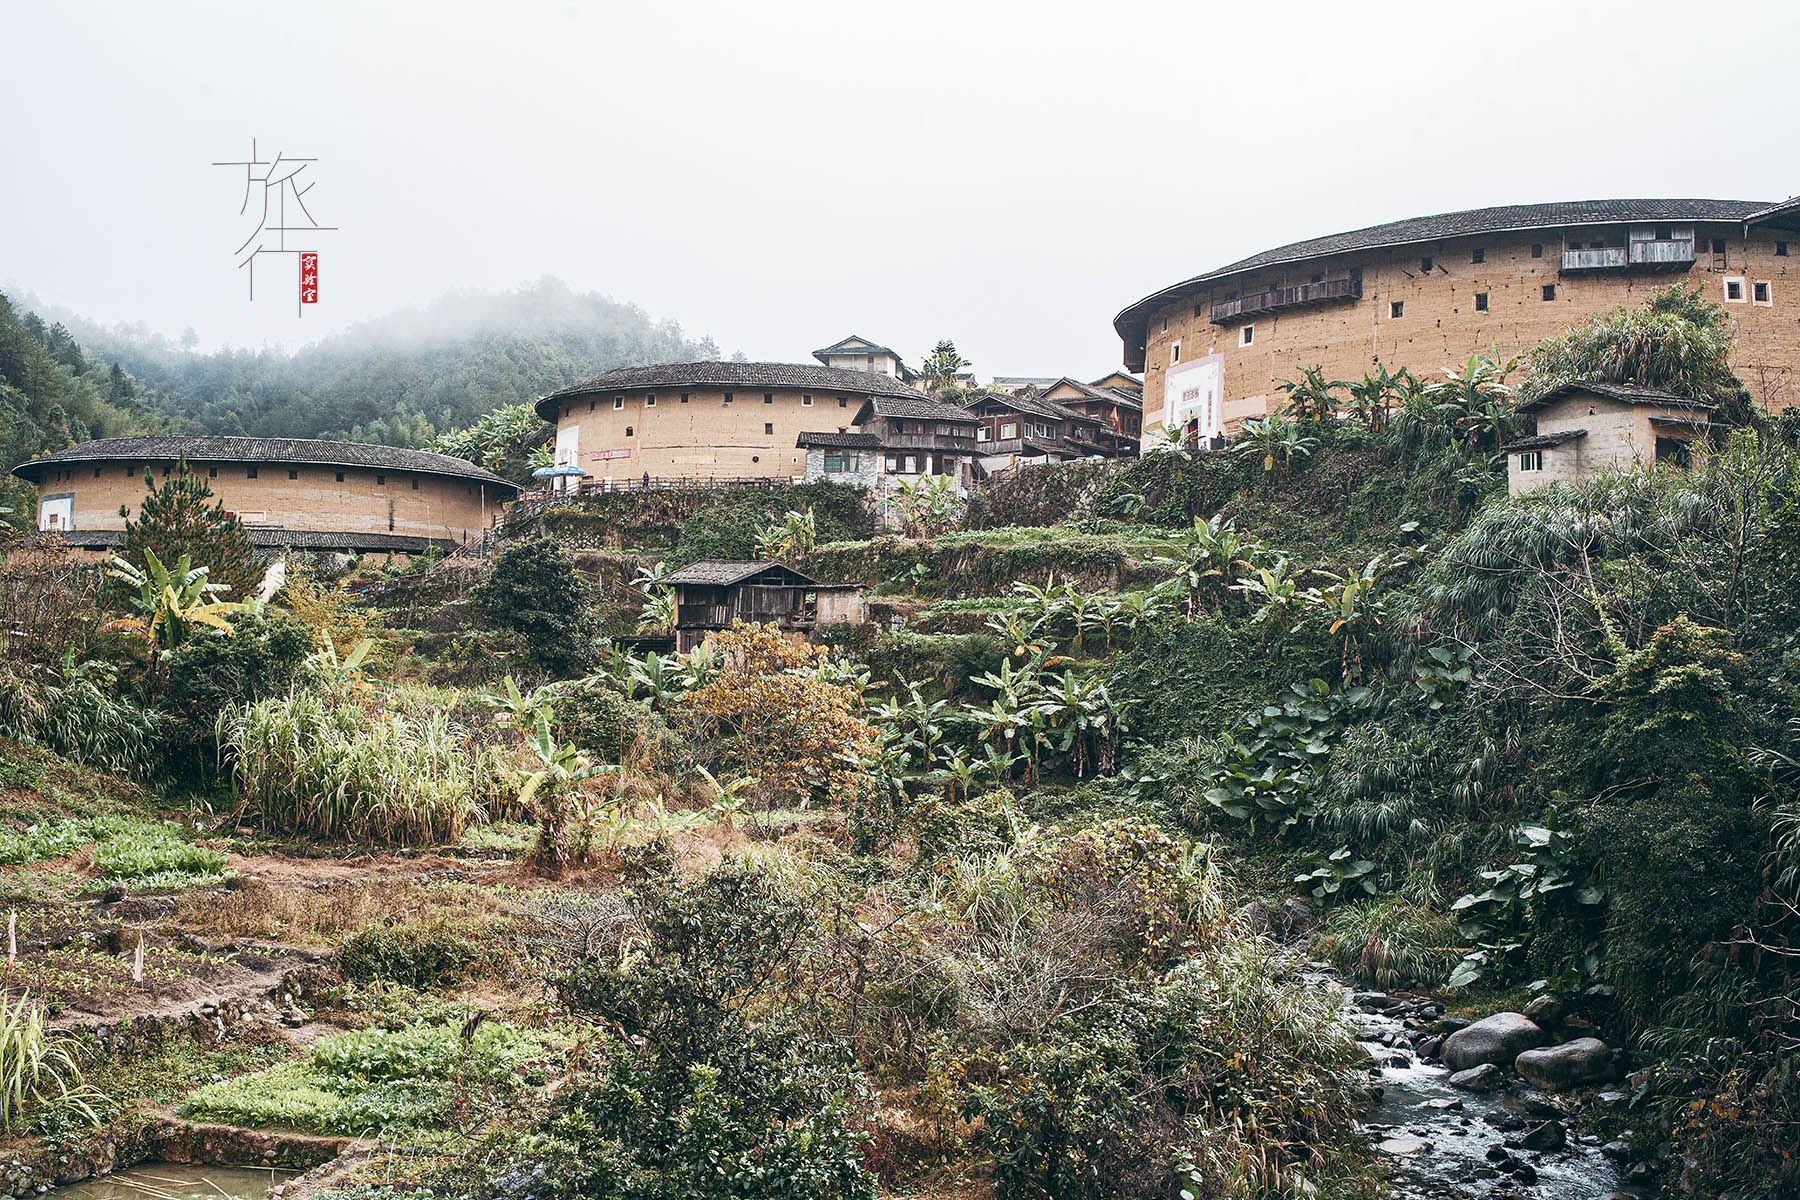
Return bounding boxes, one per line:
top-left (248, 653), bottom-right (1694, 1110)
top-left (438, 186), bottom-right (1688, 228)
top-left (881, 432), bottom-right (979, 451)
top-left (1210, 277), bottom-right (1361, 325)
top-left (1561, 246), bottom-right (1628, 271)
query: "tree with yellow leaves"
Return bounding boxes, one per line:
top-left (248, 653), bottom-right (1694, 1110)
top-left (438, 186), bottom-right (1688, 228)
top-left (674, 622), bottom-right (875, 809)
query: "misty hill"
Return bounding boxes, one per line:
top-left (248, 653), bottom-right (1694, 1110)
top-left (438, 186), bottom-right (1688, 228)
top-left (20, 277), bottom-right (723, 448)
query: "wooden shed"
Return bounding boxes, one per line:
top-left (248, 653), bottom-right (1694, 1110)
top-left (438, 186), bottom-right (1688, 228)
top-left (662, 560), bottom-right (865, 651)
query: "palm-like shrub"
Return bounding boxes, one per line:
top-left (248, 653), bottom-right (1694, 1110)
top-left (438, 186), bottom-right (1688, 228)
top-left (1523, 282), bottom-right (1741, 412)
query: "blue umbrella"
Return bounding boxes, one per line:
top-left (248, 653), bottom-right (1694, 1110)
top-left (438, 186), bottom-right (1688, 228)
top-left (531, 465), bottom-right (588, 479)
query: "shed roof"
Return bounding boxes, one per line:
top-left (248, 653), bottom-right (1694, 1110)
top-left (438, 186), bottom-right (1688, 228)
top-left (661, 560), bottom-right (821, 587)
top-left (11, 436), bottom-right (517, 491)
top-left (813, 334), bottom-right (906, 362)
top-left (1501, 429), bottom-right (1588, 452)
top-left (795, 431), bottom-right (881, 450)
top-left (1040, 377), bottom-right (1144, 412)
top-left (1519, 380), bottom-right (1713, 414)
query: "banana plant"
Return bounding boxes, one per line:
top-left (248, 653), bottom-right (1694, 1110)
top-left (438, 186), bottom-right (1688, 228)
top-left (306, 630), bottom-right (379, 692)
top-left (1275, 365), bottom-right (1348, 423)
top-left (1234, 415), bottom-right (1318, 474)
top-left (106, 549), bottom-right (249, 654)
top-left (518, 705), bottom-right (621, 871)
top-left (1233, 557), bottom-right (1302, 634)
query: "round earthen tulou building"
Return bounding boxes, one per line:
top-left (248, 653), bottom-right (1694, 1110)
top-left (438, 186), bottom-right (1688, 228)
top-left (534, 360), bottom-right (934, 487)
top-left (12, 435), bottom-right (519, 555)
top-left (1114, 196), bottom-right (1800, 445)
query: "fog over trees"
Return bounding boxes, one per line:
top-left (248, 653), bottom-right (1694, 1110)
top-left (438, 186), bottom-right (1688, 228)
top-left (10, 277), bottom-right (722, 450)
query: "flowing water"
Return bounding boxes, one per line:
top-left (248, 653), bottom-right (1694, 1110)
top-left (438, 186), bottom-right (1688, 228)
top-left (1351, 997), bottom-right (1642, 1200)
top-left (49, 1165), bottom-right (296, 1200)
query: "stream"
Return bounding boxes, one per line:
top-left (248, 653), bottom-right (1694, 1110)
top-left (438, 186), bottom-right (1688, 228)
top-left (1348, 990), bottom-right (1641, 1200)
top-left (49, 1165), bottom-right (296, 1200)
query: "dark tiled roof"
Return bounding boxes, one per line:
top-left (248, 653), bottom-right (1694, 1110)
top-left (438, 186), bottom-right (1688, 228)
top-left (1114, 198), bottom-right (1777, 347)
top-left (48, 528), bottom-right (465, 553)
top-left (1501, 429), bottom-right (1588, 452)
top-left (1042, 377), bottom-right (1145, 412)
top-left (858, 394), bottom-right (980, 423)
top-left (662, 560), bottom-right (819, 587)
top-left (968, 390), bottom-right (1082, 424)
top-left (813, 335), bottom-right (906, 363)
top-left (991, 376), bottom-right (1060, 388)
top-left (1520, 380), bottom-right (1713, 414)
top-left (796, 431), bottom-right (881, 449)
top-left (536, 361), bottom-right (921, 419)
top-left (11, 436), bottom-right (517, 491)
top-left (1746, 196), bottom-right (1800, 228)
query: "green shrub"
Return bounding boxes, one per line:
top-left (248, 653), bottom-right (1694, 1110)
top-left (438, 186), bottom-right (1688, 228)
top-left (472, 538), bottom-right (599, 677)
top-left (181, 1020), bottom-right (548, 1135)
top-left (541, 677), bottom-right (684, 772)
top-left (0, 659), bottom-right (167, 780)
top-left (1316, 897), bottom-right (1458, 990)
top-left (510, 865), bottom-right (877, 1200)
top-left (336, 917), bottom-right (522, 989)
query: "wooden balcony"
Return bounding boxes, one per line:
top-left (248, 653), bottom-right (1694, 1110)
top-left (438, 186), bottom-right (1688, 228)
top-left (1210, 277), bottom-right (1361, 325)
top-left (1562, 238), bottom-right (1694, 273)
top-left (1561, 246), bottom-right (1628, 271)
top-left (880, 432), bottom-right (979, 452)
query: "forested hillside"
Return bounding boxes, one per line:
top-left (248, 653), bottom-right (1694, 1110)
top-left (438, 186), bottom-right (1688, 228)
top-left (0, 292), bottom-right (175, 520)
top-left (19, 276), bottom-right (718, 439)
top-left (1, 277), bottom-right (722, 522)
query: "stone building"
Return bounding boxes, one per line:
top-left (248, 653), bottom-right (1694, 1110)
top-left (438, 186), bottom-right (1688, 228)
top-left (11, 435), bottom-right (517, 555)
top-left (536, 361), bottom-right (928, 488)
top-left (1113, 197), bottom-right (1800, 446)
top-left (797, 394), bottom-right (981, 493)
top-left (1501, 381), bottom-right (1711, 496)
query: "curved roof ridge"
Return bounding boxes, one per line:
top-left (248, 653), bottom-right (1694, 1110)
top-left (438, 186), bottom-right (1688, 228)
top-left (11, 435), bottom-right (518, 491)
top-left (537, 359), bottom-right (921, 419)
top-left (1113, 197), bottom-right (1777, 345)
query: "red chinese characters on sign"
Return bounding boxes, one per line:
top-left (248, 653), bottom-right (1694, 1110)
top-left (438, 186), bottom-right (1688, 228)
top-left (300, 253), bottom-right (319, 304)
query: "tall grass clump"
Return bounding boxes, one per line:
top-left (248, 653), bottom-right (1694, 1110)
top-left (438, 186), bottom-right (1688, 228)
top-left (1315, 896), bottom-right (1458, 991)
top-left (219, 688), bottom-right (515, 844)
top-left (0, 992), bottom-right (105, 1133)
top-left (0, 658), bottom-right (166, 780)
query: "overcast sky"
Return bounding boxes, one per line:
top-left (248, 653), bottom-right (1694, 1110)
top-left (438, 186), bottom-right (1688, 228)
top-left (4, 0), bottom-right (1797, 380)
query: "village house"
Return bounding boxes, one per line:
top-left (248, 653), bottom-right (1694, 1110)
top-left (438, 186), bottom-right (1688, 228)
top-left (797, 393), bottom-right (981, 493)
top-left (812, 335), bottom-right (919, 384)
top-left (964, 389), bottom-right (1108, 476)
top-left (662, 560), bottom-right (866, 651)
top-left (1501, 381), bottom-right (1712, 495)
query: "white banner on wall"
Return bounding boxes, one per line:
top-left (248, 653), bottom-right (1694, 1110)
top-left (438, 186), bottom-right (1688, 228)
top-left (1163, 354), bottom-right (1224, 441)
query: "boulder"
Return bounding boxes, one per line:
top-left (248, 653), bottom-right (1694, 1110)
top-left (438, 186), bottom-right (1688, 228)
top-left (1514, 1037), bottom-right (1615, 1091)
top-left (1279, 896), bottom-right (1318, 937)
top-left (1521, 994), bottom-right (1565, 1026)
top-left (1519, 1119), bottom-right (1566, 1152)
top-left (1378, 1136), bottom-right (1430, 1156)
top-left (1441, 1012), bottom-right (1549, 1071)
top-left (1449, 1063), bottom-right (1507, 1091)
